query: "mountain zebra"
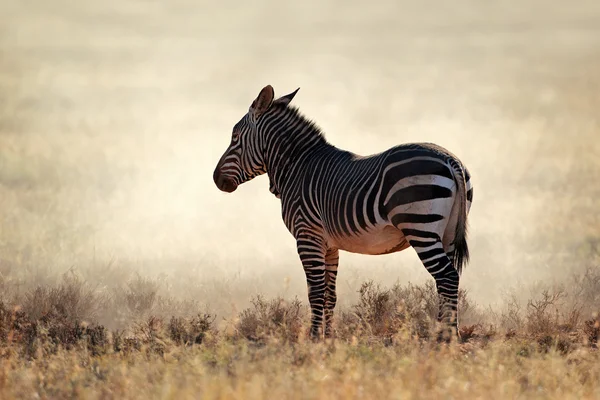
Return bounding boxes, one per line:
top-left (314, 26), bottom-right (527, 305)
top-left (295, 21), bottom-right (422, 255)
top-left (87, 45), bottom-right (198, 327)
top-left (213, 85), bottom-right (474, 341)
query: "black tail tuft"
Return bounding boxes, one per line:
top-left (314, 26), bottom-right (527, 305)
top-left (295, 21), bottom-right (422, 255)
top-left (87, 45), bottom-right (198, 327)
top-left (450, 162), bottom-right (471, 276)
top-left (452, 227), bottom-right (469, 275)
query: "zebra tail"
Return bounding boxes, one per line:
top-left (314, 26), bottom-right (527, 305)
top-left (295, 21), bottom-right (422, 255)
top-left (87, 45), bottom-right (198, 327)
top-left (451, 161), bottom-right (469, 275)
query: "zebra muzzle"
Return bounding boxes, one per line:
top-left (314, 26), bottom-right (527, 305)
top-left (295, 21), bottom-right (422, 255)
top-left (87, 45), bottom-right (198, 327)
top-left (213, 170), bottom-right (238, 193)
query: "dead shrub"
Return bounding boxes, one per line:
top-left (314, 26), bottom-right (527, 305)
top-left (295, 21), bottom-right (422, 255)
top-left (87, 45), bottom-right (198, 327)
top-left (12, 313), bottom-right (108, 359)
top-left (168, 313), bottom-right (215, 345)
top-left (526, 287), bottom-right (566, 336)
top-left (338, 280), bottom-right (482, 342)
top-left (0, 276), bottom-right (110, 358)
top-left (130, 316), bottom-right (167, 356)
top-left (21, 274), bottom-right (105, 323)
top-left (498, 294), bottom-right (524, 332)
top-left (0, 302), bottom-right (30, 344)
top-left (455, 324), bottom-right (497, 348)
top-left (106, 274), bottom-right (209, 330)
top-left (583, 313), bottom-right (599, 348)
top-left (350, 281), bottom-right (397, 339)
top-left (106, 275), bottom-right (163, 329)
top-left (236, 296), bottom-right (305, 343)
top-left (153, 297), bottom-right (204, 320)
top-left (524, 286), bottom-right (581, 335)
top-left (122, 275), bottom-right (159, 316)
top-left (112, 330), bottom-right (141, 354)
top-left (513, 284), bottom-right (586, 353)
top-left (458, 324), bottom-right (494, 343)
top-left (536, 333), bottom-right (576, 355)
top-left (571, 265), bottom-right (600, 317)
top-left (346, 281), bottom-right (433, 340)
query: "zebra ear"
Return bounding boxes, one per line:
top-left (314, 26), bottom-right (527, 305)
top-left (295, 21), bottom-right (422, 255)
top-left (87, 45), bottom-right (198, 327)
top-left (274, 88), bottom-right (300, 106)
top-left (251, 85), bottom-right (275, 117)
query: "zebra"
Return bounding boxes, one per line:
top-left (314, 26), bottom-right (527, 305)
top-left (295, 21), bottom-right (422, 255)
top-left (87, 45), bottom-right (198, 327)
top-left (213, 85), bottom-right (474, 341)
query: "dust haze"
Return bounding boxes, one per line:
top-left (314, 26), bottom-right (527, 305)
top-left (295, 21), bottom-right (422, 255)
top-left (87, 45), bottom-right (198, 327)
top-left (1, 0), bottom-right (599, 319)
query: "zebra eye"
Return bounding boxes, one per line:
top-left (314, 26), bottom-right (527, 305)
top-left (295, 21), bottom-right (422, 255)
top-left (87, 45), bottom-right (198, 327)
top-left (232, 131), bottom-right (240, 141)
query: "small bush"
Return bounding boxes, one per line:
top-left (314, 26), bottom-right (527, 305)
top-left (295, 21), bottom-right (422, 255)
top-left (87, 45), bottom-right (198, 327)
top-left (131, 316), bottom-right (168, 355)
top-left (340, 281), bottom-right (433, 341)
top-left (122, 275), bottom-right (159, 316)
top-left (571, 265), bottom-right (600, 317)
top-left (168, 313), bottom-right (215, 345)
top-left (21, 274), bottom-right (106, 323)
top-left (236, 296), bottom-right (305, 343)
top-left (525, 287), bottom-right (566, 336)
top-left (0, 300), bottom-right (109, 359)
top-left (0, 302), bottom-right (29, 343)
top-left (583, 313), bottom-right (600, 348)
top-left (338, 280), bottom-right (481, 342)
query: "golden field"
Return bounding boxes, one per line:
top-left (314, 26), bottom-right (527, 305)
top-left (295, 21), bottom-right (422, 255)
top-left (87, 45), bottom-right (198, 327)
top-left (1, 0), bottom-right (600, 398)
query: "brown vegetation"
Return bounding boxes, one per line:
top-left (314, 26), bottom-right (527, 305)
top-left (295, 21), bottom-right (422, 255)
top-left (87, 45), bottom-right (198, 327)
top-left (0, 267), bottom-right (598, 398)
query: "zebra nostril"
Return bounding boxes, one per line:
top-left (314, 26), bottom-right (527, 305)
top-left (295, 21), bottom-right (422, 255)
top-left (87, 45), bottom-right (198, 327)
top-left (214, 171), bottom-right (237, 193)
top-left (219, 178), bottom-right (237, 193)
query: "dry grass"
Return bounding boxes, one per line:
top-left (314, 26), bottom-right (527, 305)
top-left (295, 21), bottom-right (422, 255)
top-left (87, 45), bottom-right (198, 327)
top-left (0, 269), bottom-right (598, 399)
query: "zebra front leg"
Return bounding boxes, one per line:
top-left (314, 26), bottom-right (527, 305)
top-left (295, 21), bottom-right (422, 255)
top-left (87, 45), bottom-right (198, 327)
top-left (404, 232), bottom-right (460, 342)
top-left (324, 248), bottom-right (339, 339)
top-left (297, 234), bottom-right (327, 340)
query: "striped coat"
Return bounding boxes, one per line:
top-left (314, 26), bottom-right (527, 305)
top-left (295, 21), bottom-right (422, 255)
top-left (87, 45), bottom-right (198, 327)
top-left (214, 85), bottom-right (473, 341)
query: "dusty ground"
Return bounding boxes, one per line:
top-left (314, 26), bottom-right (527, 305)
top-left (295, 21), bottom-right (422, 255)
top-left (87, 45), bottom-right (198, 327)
top-left (1, 0), bottom-right (599, 398)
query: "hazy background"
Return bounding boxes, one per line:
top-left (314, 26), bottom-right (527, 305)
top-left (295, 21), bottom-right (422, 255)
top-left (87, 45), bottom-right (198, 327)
top-left (1, 0), bottom-right (599, 320)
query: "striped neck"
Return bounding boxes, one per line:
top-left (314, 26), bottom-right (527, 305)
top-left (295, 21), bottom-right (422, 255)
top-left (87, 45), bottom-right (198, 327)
top-left (258, 105), bottom-right (332, 198)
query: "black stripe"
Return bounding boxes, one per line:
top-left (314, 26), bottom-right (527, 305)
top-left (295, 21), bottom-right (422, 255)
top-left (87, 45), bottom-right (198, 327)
top-left (437, 287), bottom-right (456, 296)
top-left (390, 148), bottom-right (449, 161)
top-left (299, 259), bottom-right (324, 268)
top-left (296, 239), bottom-right (321, 248)
top-left (409, 240), bottom-right (437, 248)
top-left (348, 163), bottom-right (376, 231)
top-left (386, 184), bottom-right (453, 207)
top-left (334, 186), bottom-right (353, 238)
top-left (354, 183), bottom-right (368, 229)
top-left (380, 159), bottom-right (453, 200)
top-left (391, 213), bottom-right (444, 225)
top-left (345, 187), bottom-right (358, 235)
top-left (401, 229), bottom-right (441, 240)
top-left (467, 188), bottom-right (474, 202)
top-left (365, 176), bottom-right (381, 226)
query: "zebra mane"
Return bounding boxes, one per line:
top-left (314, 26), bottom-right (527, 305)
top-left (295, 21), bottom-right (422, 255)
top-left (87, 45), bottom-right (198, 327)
top-left (272, 103), bottom-right (328, 144)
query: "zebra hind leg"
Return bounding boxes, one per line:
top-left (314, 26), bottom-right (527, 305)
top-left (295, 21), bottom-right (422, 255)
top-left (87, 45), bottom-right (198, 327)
top-left (403, 230), bottom-right (460, 343)
top-left (324, 248), bottom-right (339, 339)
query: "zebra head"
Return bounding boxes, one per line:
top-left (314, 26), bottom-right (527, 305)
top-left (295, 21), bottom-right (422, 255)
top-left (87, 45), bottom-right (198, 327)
top-left (213, 85), bottom-right (299, 193)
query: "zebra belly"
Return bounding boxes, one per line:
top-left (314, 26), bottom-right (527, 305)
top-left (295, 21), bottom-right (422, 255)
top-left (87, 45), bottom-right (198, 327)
top-left (331, 225), bottom-right (409, 255)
